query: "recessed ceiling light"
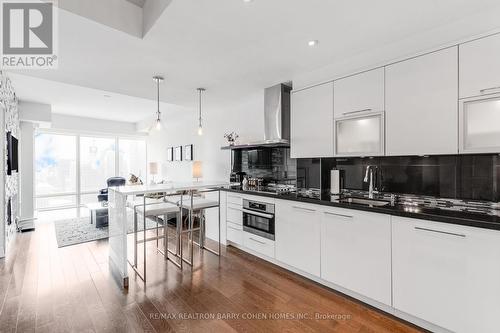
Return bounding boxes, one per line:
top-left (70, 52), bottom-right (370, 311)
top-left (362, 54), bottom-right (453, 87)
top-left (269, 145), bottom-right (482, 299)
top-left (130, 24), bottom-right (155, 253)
top-left (243, 0), bottom-right (253, 3)
top-left (308, 40), bottom-right (319, 47)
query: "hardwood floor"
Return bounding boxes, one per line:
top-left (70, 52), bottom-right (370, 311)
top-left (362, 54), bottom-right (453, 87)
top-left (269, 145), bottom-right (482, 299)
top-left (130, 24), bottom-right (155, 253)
top-left (0, 221), bottom-right (424, 333)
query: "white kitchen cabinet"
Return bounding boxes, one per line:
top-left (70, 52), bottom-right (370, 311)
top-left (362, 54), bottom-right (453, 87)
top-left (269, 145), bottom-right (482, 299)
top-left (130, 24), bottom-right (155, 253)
top-left (333, 68), bottom-right (384, 118)
top-left (334, 111), bottom-right (385, 157)
top-left (226, 222), bottom-right (243, 245)
top-left (385, 47), bottom-right (458, 155)
top-left (275, 200), bottom-right (321, 277)
top-left (291, 82), bottom-right (334, 158)
top-left (392, 217), bottom-right (500, 333)
top-left (320, 207), bottom-right (391, 305)
top-left (227, 193), bottom-right (242, 205)
top-left (459, 93), bottom-right (500, 153)
top-left (459, 33), bottom-right (500, 99)
top-left (226, 204), bottom-right (242, 225)
top-left (243, 232), bottom-right (275, 258)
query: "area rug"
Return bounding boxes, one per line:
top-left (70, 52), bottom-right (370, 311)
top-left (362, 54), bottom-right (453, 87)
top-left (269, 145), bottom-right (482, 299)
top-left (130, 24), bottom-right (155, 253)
top-left (54, 209), bottom-right (160, 248)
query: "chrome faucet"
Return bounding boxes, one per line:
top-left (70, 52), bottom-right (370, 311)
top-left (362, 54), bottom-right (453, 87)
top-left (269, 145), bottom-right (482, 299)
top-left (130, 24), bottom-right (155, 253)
top-left (364, 165), bottom-right (378, 199)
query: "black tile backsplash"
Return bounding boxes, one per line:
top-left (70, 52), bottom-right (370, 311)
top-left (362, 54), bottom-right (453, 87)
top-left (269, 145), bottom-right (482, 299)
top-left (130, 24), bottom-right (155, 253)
top-left (297, 158), bottom-right (321, 189)
top-left (231, 148), bottom-right (296, 183)
top-left (298, 154), bottom-right (500, 202)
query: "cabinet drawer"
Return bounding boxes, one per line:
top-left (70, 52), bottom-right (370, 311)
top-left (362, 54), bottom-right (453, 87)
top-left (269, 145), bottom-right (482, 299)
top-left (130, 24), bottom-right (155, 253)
top-left (226, 222), bottom-right (243, 245)
top-left (226, 205), bottom-right (242, 225)
top-left (243, 232), bottom-right (275, 258)
top-left (227, 194), bottom-right (242, 205)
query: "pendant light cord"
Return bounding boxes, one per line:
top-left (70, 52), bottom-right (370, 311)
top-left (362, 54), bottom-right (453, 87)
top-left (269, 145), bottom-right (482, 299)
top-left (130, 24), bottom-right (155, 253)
top-left (157, 78), bottom-right (161, 120)
top-left (198, 88), bottom-right (202, 127)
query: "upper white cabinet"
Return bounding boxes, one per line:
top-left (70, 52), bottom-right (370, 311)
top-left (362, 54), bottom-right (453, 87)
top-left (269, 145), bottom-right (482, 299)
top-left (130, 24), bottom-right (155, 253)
top-left (334, 111), bottom-right (385, 157)
top-left (333, 68), bottom-right (385, 157)
top-left (275, 200), bottom-right (321, 277)
top-left (291, 82), bottom-right (334, 158)
top-left (333, 68), bottom-right (384, 117)
top-left (385, 47), bottom-right (458, 155)
top-left (459, 94), bottom-right (500, 153)
top-left (392, 217), bottom-right (500, 333)
top-left (321, 207), bottom-right (392, 306)
top-left (459, 33), bottom-right (500, 99)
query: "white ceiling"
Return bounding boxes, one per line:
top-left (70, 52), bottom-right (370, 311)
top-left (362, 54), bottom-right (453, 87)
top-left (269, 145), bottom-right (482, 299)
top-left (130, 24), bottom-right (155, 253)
top-left (10, 73), bottom-right (189, 123)
top-left (126, 0), bottom-right (146, 8)
top-left (8, 0), bottom-right (500, 123)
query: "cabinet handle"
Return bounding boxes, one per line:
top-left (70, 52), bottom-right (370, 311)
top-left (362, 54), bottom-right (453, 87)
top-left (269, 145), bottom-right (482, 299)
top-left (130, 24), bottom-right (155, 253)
top-left (414, 226), bottom-right (466, 238)
top-left (342, 108), bottom-right (372, 116)
top-left (323, 211), bottom-right (353, 219)
top-left (480, 86), bottom-right (500, 94)
top-left (249, 237), bottom-right (266, 245)
top-left (227, 225), bottom-right (240, 231)
top-left (292, 205), bottom-right (316, 212)
top-left (227, 206), bottom-right (241, 211)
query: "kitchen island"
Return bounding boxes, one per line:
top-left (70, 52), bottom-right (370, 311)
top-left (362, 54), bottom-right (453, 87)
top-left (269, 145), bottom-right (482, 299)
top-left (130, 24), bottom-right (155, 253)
top-left (108, 181), bottom-right (228, 288)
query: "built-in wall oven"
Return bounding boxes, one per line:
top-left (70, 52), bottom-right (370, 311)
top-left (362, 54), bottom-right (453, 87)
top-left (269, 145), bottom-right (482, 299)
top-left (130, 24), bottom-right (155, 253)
top-left (242, 199), bottom-right (275, 240)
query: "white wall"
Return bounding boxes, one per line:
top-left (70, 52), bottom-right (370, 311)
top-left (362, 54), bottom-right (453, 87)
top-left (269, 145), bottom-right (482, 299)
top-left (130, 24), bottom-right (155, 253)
top-left (0, 102), bottom-right (4, 257)
top-left (19, 122), bottom-right (34, 219)
top-left (19, 101), bottom-right (51, 126)
top-left (146, 90), bottom-right (264, 182)
top-left (51, 114), bottom-right (140, 136)
top-left (146, 90), bottom-right (264, 242)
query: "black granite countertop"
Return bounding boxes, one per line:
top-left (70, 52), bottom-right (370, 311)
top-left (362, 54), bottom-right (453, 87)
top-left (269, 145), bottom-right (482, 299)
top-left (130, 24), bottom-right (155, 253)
top-left (222, 187), bottom-right (500, 231)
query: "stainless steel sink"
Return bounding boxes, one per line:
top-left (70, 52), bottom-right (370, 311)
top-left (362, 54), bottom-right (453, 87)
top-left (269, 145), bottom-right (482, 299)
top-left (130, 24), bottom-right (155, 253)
top-left (341, 197), bottom-right (390, 207)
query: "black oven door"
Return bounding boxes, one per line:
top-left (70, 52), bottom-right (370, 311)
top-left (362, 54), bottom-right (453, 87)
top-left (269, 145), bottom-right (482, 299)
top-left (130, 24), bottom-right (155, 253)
top-left (242, 209), bottom-right (275, 240)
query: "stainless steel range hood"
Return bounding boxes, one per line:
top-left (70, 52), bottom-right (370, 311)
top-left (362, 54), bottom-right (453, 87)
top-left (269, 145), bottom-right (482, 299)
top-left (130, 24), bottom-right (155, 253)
top-left (221, 83), bottom-right (292, 150)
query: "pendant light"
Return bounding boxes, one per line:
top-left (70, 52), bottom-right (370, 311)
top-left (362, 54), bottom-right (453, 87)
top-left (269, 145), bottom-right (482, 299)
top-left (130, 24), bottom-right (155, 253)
top-left (151, 76), bottom-right (164, 132)
top-left (197, 88), bottom-right (205, 136)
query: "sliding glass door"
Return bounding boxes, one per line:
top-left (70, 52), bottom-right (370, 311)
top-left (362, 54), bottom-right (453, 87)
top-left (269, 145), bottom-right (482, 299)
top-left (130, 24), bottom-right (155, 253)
top-left (35, 131), bottom-right (147, 213)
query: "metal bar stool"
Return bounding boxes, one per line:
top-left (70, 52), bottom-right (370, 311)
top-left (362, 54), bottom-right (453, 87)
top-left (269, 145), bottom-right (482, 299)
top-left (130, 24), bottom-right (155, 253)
top-left (130, 199), bottom-right (180, 281)
top-left (177, 189), bottom-right (221, 267)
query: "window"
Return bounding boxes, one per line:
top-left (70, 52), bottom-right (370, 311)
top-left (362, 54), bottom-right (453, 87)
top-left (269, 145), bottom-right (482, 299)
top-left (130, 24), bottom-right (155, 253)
top-left (80, 136), bottom-right (116, 193)
top-left (35, 133), bottom-right (77, 210)
top-left (34, 130), bottom-right (146, 212)
top-left (35, 133), bottom-right (77, 196)
top-left (119, 138), bottom-right (147, 183)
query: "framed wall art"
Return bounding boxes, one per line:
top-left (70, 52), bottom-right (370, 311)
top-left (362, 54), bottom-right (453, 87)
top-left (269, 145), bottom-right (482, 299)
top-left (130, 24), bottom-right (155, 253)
top-left (174, 146), bottom-right (182, 161)
top-left (184, 144), bottom-right (193, 161)
top-left (167, 147), bottom-right (173, 161)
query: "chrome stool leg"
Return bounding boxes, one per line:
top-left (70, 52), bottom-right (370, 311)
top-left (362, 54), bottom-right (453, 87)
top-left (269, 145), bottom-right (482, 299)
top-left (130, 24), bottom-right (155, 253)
top-left (199, 211), bottom-right (205, 249)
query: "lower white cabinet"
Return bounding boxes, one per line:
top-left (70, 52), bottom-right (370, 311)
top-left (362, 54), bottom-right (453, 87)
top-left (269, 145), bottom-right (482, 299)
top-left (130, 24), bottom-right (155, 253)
top-left (320, 207), bottom-right (392, 305)
top-left (224, 192), bottom-right (500, 332)
top-left (392, 217), bottom-right (500, 333)
top-left (226, 204), bottom-right (242, 225)
top-left (226, 222), bottom-right (243, 245)
top-left (243, 232), bottom-right (275, 258)
top-left (275, 200), bottom-right (321, 277)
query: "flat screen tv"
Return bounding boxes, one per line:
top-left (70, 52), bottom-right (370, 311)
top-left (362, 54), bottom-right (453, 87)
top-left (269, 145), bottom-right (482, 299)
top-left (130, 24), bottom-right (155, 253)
top-left (7, 132), bottom-right (18, 175)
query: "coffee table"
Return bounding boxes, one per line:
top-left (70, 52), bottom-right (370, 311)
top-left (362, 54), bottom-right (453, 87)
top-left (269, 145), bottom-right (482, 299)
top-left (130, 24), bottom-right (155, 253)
top-left (86, 202), bottom-right (109, 228)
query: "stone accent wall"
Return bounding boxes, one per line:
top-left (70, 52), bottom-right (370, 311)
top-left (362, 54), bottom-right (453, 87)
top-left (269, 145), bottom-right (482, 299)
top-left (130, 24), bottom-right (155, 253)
top-left (0, 71), bottom-right (20, 249)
